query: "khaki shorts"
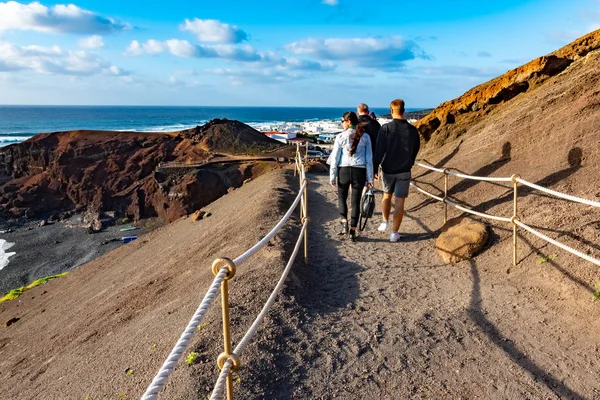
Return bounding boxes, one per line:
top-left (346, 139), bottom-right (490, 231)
top-left (381, 171), bottom-right (411, 198)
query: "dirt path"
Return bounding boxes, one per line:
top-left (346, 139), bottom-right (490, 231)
top-left (257, 172), bottom-right (600, 399)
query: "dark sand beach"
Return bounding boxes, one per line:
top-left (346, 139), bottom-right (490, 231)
top-left (0, 217), bottom-right (157, 296)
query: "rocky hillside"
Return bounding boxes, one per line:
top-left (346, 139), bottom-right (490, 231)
top-left (181, 118), bottom-right (283, 155)
top-left (410, 29), bottom-right (600, 270)
top-left (0, 121), bottom-right (285, 223)
top-left (416, 29), bottom-right (600, 149)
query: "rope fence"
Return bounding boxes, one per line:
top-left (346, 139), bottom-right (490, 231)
top-left (412, 161), bottom-right (600, 267)
top-left (142, 144), bottom-right (310, 400)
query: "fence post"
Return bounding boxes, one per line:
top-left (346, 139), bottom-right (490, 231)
top-left (511, 175), bottom-right (520, 266)
top-left (301, 164), bottom-right (309, 264)
top-left (299, 156), bottom-right (305, 221)
top-left (212, 258), bottom-right (239, 400)
top-left (443, 169), bottom-right (449, 224)
top-left (305, 141), bottom-right (309, 165)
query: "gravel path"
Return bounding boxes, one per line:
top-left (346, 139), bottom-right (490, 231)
top-left (265, 172), bottom-right (600, 399)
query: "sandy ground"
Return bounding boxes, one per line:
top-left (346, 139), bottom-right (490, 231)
top-left (0, 216), bottom-right (157, 296)
top-left (1, 169), bottom-right (599, 399)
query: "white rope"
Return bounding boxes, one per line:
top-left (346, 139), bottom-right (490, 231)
top-left (211, 359), bottom-right (233, 400)
top-left (415, 162), bottom-right (446, 173)
top-left (141, 267), bottom-right (229, 400)
top-left (444, 198), bottom-right (512, 222)
top-left (415, 161), bottom-right (512, 182)
top-left (233, 181), bottom-right (307, 266)
top-left (445, 170), bottom-right (512, 182)
top-left (410, 182), bottom-right (511, 222)
top-left (515, 177), bottom-right (600, 208)
top-left (514, 219), bottom-right (600, 266)
top-left (410, 182), bottom-right (444, 202)
top-left (235, 222), bottom-right (307, 354)
top-left (210, 222), bottom-right (308, 399)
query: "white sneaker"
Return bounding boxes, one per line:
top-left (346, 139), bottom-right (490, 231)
top-left (377, 221), bottom-right (389, 232)
top-left (390, 232), bottom-right (402, 242)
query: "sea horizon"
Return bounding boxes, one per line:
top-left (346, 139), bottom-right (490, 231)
top-left (0, 105), bottom-right (428, 146)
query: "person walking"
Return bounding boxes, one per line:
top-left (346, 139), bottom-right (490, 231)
top-left (329, 111), bottom-right (374, 242)
top-left (374, 99), bottom-right (421, 242)
top-left (357, 103), bottom-right (381, 154)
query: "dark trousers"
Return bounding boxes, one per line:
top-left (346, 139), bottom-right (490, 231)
top-left (337, 167), bottom-right (367, 228)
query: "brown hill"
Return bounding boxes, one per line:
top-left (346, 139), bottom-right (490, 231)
top-left (180, 118), bottom-right (283, 155)
top-left (0, 121), bottom-right (285, 223)
top-left (416, 29), bottom-right (600, 149)
top-left (411, 30), bottom-right (600, 274)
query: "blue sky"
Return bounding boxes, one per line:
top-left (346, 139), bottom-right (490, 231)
top-left (0, 0), bottom-right (598, 107)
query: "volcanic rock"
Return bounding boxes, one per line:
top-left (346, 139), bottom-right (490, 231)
top-left (0, 121), bottom-right (284, 223)
top-left (436, 218), bottom-right (488, 263)
top-left (416, 29), bottom-right (600, 148)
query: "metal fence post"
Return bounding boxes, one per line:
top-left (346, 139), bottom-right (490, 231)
top-left (301, 164), bottom-right (309, 264)
top-left (305, 141), bottom-right (309, 165)
top-left (443, 169), bottom-right (449, 224)
top-left (511, 175), bottom-right (520, 266)
top-left (212, 258), bottom-right (239, 400)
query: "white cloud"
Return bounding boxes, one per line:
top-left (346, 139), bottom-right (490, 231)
top-left (285, 36), bottom-right (429, 69)
top-left (126, 39), bottom-right (261, 62)
top-left (281, 58), bottom-right (336, 71)
top-left (0, 40), bottom-right (128, 76)
top-left (321, 0), bottom-right (338, 5)
top-left (0, 1), bottom-right (129, 34)
top-left (125, 39), bottom-right (337, 72)
top-left (207, 67), bottom-right (299, 84)
top-left (78, 35), bottom-right (104, 49)
top-left (180, 18), bottom-right (248, 43)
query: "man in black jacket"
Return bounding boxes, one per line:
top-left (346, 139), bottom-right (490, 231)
top-left (373, 99), bottom-right (420, 242)
top-left (357, 103), bottom-right (381, 153)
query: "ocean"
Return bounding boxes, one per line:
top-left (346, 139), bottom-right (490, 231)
top-left (0, 105), bottom-right (419, 146)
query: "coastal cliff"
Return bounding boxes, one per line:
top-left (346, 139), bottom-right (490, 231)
top-left (416, 29), bottom-right (600, 148)
top-left (0, 119), bottom-right (284, 223)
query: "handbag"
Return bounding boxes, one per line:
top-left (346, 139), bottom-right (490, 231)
top-left (359, 188), bottom-right (375, 231)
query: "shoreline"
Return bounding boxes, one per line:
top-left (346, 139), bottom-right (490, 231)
top-left (0, 214), bottom-right (159, 296)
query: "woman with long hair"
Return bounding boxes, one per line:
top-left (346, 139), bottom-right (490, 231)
top-left (329, 111), bottom-right (374, 241)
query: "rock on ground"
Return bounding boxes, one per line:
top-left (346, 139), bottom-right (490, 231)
top-left (436, 217), bottom-right (488, 263)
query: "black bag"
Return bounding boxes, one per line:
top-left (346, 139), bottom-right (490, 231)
top-left (359, 188), bottom-right (375, 231)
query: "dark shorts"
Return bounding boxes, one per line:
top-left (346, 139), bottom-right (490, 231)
top-left (381, 171), bottom-right (411, 198)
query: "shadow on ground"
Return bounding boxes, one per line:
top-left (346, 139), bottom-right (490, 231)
top-left (468, 259), bottom-right (585, 399)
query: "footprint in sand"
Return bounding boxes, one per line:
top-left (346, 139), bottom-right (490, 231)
top-left (0, 239), bottom-right (16, 271)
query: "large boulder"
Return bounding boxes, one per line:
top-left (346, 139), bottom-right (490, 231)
top-left (436, 217), bottom-right (488, 263)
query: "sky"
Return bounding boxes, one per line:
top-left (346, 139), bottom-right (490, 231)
top-left (0, 0), bottom-right (599, 108)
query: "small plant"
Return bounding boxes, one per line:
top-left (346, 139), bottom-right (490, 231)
top-left (196, 322), bottom-right (208, 330)
top-left (186, 352), bottom-right (199, 365)
top-left (151, 344), bottom-right (157, 349)
top-left (119, 393), bottom-right (127, 399)
top-left (593, 282), bottom-right (600, 301)
top-left (121, 217), bottom-right (130, 224)
top-left (536, 253), bottom-right (558, 264)
top-left (145, 220), bottom-right (157, 229)
top-left (125, 368), bottom-right (133, 375)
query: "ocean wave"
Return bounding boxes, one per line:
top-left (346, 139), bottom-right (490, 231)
top-left (0, 239), bottom-right (16, 271)
top-left (0, 136), bottom-right (28, 144)
top-left (136, 123), bottom-right (205, 132)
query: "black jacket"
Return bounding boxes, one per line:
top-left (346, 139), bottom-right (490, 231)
top-left (358, 114), bottom-right (381, 153)
top-left (374, 119), bottom-right (421, 174)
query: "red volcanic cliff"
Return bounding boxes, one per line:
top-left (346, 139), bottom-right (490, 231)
top-left (0, 120), bottom-right (285, 223)
top-left (416, 29), bottom-right (600, 148)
